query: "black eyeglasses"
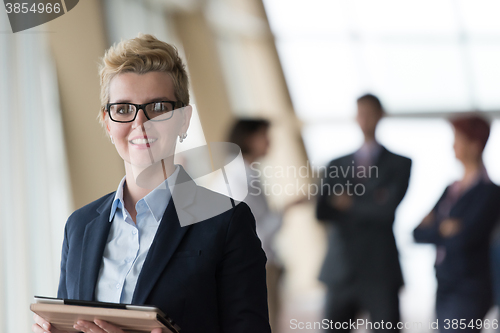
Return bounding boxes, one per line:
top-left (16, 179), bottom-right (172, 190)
top-left (106, 101), bottom-right (185, 123)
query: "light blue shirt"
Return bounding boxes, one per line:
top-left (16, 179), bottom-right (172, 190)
top-left (95, 166), bottom-right (179, 304)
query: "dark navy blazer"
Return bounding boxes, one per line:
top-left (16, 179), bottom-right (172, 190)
top-left (57, 168), bottom-right (271, 333)
top-left (414, 179), bottom-right (500, 302)
top-left (317, 146), bottom-right (412, 291)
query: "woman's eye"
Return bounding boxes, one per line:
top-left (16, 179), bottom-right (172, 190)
top-left (117, 105), bottom-right (133, 114)
top-left (153, 103), bottom-right (164, 112)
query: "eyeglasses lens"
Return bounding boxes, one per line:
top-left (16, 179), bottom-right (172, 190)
top-left (109, 102), bottom-right (175, 122)
top-left (145, 102), bottom-right (174, 121)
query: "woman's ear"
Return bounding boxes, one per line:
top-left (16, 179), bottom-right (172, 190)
top-left (102, 111), bottom-right (111, 134)
top-left (179, 105), bottom-right (192, 134)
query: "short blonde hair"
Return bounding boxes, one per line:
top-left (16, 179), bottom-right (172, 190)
top-left (98, 34), bottom-right (189, 125)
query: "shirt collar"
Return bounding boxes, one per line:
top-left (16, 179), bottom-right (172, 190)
top-left (354, 140), bottom-right (382, 164)
top-left (109, 176), bottom-right (126, 222)
top-left (448, 164), bottom-right (491, 198)
top-left (109, 165), bottom-right (180, 223)
top-left (357, 140), bottom-right (381, 155)
top-left (480, 164), bottom-right (491, 183)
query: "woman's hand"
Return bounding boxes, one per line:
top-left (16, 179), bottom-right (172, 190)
top-left (74, 319), bottom-right (162, 333)
top-left (330, 194), bottom-right (353, 212)
top-left (32, 314), bottom-right (69, 333)
top-left (439, 218), bottom-right (462, 238)
top-left (418, 211), bottom-right (435, 228)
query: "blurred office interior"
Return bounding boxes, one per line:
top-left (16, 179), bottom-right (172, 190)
top-left (2, 0), bottom-right (500, 332)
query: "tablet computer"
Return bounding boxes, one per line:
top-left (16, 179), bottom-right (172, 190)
top-left (31, 296), bottom-right (180, 333)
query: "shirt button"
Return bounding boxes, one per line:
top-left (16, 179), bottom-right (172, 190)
top-left (132, 229), bottom-right (137, 235)
top-left (125, 258), bottom-right (131, 263)
top-left (115, 283), bottom-right (121, 289)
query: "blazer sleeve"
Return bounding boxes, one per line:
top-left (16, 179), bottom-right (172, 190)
top-left (57, 223), bottom-right (69, 299)
top-left (413, 198), bottom-right (443, 245)
top-left (316, 160), bottom-right (346, 222)
top-left (442, 185), bottom-right (500, 251)
top-left (349, 157), bottom-right (412, 227)
top-left (216, 202), bottom-right (271, 333)
top-left (413, 185), bottom-right (500, 249)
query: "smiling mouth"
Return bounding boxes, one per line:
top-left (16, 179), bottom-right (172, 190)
top-left (130, 138), bottom-right (157, 145)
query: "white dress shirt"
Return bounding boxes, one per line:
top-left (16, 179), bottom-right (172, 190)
top-left (354, 140), bottom-right (382, 169)
top-left (244, 162), bottom-right (282, 265)
top-left (95, 165), bottom-right (179, 304)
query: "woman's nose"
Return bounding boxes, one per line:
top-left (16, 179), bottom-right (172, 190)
top-left (132, 108), bottom-right (149, 128)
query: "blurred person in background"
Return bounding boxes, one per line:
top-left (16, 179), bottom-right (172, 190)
top-left (228, 119), bottom-right (283, 332)
top-left (316, 94), bottom-right (412, 332)
top-left (228, 119), bottom-right (305, 332)
top-left (414, 115), bottom-right (500, 333)
top-left (33, 34), bottom-right (271, 333)
top-left (491, 224), bottom-right (500, 322)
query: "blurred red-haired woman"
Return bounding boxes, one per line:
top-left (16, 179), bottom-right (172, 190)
top-left (414, 115), bottom-right (500, 333)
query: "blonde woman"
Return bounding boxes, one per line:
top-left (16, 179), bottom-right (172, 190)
top-left (33, 34), bottom-right (270, 333)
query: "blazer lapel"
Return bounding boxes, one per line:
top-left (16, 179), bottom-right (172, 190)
top-left (131, 196), bottom-right (191, 305)
top-left (78, 194), bottom-right (114, 301)
top-left (361, 146), bottom-right (387, 189)
top-left (131, 167), bottom-right (195, 305)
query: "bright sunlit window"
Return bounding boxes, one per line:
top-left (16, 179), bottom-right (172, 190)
top-left (264, 0), bottom-right (500, 121)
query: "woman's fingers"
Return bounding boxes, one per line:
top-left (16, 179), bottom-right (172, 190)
top-left (33, 313), bottom-right (66, 333)
top-left (33, 314), bottom-right (51, 332)
top-left (439, 218), bottom-right (462, 237)
top-left (32, 322), bottom-right (48, 333)
top-left (35, 317), bottom-right (160, 333)
top-left (74, 320), bottom-right (104, 333)
top-left (74, 319), bottom-right (126, 333)
top-left (94, 319), bottom-right (125, 333)
top-left (31, 314), bottom-right (162, 333)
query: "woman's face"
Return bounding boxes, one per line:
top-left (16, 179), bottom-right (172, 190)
top-left (453, 129), bottom-right (481, 164)
top-left (249, 128), bottom-right (270, 159)
top-left (104, 71), bottom-right (191, 167)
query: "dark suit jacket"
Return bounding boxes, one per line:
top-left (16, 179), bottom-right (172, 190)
top-left (316, 146), bottom-right (412, 291)
top-left (413, 179), bottom-right (500, 300)
top-left (57, 167), bottom-right (271, 333)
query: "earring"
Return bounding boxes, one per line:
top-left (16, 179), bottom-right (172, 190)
top-left (110, 135), bottom-right (114, 144)
top-left (179, 133), bottom-right (187, 143)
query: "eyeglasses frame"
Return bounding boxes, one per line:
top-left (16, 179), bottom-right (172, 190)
top-left (105, 101), bottom-right (185, 123)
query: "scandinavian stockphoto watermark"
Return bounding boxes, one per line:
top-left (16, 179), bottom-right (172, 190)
top-left (248, 160), bottom-right (379, 199)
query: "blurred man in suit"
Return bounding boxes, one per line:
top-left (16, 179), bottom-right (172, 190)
top-left (316, 94), bottom-right (412, 332)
